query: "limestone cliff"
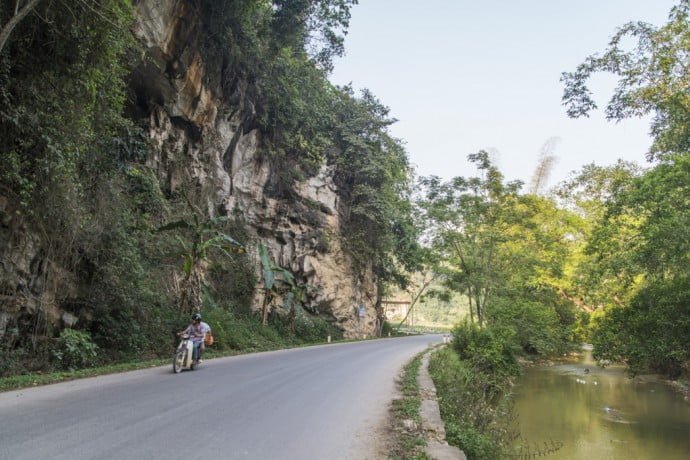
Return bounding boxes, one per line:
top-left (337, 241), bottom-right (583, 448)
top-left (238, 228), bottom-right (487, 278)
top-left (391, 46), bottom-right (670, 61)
top-left (130, 0), bottom-right (379, 337)
top-left (0, 0), bottom-right (379, 341)
top-left (0, 0), bottom-right (381, 343)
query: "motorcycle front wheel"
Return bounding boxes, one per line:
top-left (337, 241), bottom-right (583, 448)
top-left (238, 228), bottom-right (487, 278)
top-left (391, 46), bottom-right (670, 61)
top-left (173, 350), bottom-right (185, 373)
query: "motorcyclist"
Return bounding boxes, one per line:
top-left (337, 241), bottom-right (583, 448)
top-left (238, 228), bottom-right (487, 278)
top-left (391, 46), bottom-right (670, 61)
top-left (178, 313), bottom-right (211, 364)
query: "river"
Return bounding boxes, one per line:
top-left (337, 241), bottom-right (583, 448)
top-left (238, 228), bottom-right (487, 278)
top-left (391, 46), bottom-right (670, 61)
top-left (511, 347), bottom-right (690, 459)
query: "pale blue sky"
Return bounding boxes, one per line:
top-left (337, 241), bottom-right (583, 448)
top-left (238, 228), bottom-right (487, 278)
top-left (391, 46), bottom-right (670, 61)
top-left (329, 0), bottom-right (678, 188)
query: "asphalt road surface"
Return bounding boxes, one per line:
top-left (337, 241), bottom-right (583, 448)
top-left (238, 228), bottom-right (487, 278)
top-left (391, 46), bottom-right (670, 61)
top-left (0, 334), bottom-right (442, 460)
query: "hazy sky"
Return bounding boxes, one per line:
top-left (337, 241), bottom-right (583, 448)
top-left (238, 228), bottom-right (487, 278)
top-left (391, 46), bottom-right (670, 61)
top-left (329, 0), bottom-right (678, 188)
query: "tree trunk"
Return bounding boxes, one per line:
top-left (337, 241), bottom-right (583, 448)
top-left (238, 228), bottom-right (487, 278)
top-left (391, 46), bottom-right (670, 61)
top-left (374, 304), bottom-right (384, 337)
top-left (261, 292), bottom-right (272, 326)
top-left (288, 306), bottom-right (296, 333)
top-left (477, 298), bottom-right (483, 327)
top-left (476, 287), bottom-right (483, 327)
top-left (396, 274), bottom-right (436, 328)
top-left (467, 285), bottom-right (475, 324)
top-left (0, 0), bottom-right (42, 54)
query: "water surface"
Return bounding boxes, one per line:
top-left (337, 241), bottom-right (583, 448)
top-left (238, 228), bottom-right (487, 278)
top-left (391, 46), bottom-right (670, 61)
top-left (512, 348), bottom-right (690, 459)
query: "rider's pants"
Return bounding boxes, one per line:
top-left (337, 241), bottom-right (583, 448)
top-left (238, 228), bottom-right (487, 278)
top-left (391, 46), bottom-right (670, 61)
top-left (192, 341), bottom-right (202, 361)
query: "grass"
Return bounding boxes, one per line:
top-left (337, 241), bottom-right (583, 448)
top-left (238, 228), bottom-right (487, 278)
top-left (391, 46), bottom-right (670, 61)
top-left (0, 359), bottom-right (169, 392)
top-left (388, 352), bottom-right (431, 460)
top-left (428, 347), bottom-right (514, 460)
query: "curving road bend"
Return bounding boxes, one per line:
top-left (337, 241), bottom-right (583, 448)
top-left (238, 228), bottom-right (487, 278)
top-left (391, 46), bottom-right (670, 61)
top-left (0, 334), bottom-right (442, 460)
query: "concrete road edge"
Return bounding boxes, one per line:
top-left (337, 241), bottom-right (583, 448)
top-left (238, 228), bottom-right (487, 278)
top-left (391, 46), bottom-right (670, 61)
top-left (418, 348), bottom-right (467, 460)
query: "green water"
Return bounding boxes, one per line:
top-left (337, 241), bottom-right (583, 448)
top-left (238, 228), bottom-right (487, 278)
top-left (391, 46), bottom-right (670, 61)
top-left (512, 348), bottom-right (690, 459)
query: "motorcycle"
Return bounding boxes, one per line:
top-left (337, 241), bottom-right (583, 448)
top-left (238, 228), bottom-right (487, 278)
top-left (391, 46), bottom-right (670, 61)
top-left (172, 334), bottom-right (200, 373)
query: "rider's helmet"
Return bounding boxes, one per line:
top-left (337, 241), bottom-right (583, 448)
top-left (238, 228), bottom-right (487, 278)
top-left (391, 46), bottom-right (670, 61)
top-left (191, 313), bottom-right (202, 322)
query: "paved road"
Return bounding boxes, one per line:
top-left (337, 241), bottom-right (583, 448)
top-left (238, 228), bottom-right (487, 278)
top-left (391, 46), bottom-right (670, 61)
top-left (0, 334), bottom-right (442, 460)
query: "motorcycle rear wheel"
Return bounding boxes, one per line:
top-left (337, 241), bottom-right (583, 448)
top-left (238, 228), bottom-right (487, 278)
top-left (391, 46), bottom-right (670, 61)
top-left (173, 350), bottom-right (185, 373)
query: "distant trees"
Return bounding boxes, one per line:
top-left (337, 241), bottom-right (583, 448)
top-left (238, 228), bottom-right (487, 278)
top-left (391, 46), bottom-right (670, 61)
top-left (528, 137), bottom-right (560, 195)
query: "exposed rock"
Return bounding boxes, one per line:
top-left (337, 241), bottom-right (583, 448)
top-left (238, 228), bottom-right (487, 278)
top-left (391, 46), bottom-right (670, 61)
top-left (131, 0), bottom-right (379, 338)
top-left (0, 0), bottom-right (380, 340)
top-left (402, 419), bottom-right (418, 431)
top-left (61, 312), bottom-right (79, 328)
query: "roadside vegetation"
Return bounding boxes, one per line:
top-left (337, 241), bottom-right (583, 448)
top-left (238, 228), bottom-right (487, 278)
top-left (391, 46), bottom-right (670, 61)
top-left (0, 312), bottom-right (343, 392)
top-left (429, 342), bottom-right (516, 460)
top-left (388, 353), bottom-right (430, 460)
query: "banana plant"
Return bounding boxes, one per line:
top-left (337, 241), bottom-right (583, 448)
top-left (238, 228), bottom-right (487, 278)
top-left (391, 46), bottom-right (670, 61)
top-left (158, 212), bottom-right (244, 313)
top-left (281, 283), bottom-right (321, 333)
top-left (259, 243), bottom-right (296, 326)
top-left (258, 244), bottom-right (323, 330)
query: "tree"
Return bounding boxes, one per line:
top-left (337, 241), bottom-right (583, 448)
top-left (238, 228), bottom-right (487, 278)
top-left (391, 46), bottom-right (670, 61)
top-left (555, 161), bottom-right (642, 309)
top-left (420, 152), bottom-right (522, 326)
top-left (561, 0), bottom-right (690, 159)
top-left (258, 243), bottom-right (305, 326)
top-left (421, 153), bottom-right (582, 356)
top-left (0, 0), bottom-right (41, 54)
top-left (563, 1), bottom-right (690, 376)
top-left (395, 270), bottom-right (438, 328)
top-left (591, 275), bottom-right (690, 377)
top-left (158, 210), bottom-right (244, 314)
top-left (528, 137), bottom-right (560, 195)
top-left (584, 155), bottom-right (690, 290)
top-left (330, 88), bottom-right (421, 284)
top-left (259, 243), bottom-right (290, 326)
top-left (271, 0), bottom-right (358, 71)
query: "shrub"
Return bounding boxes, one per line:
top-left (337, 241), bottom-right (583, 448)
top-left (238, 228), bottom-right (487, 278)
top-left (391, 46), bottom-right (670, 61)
top-left (52, 329), bottom-right (99, 370)
top-left (201, 308), bottom-right (262, 351)
top-left (452, 320), bottom-right (520, 381)
top-left (486, 298), bottom-right (567, 356)
top-left (429, 347), bottom-right (513, 460)
top-left (294, 315), bottom-right (343, 343)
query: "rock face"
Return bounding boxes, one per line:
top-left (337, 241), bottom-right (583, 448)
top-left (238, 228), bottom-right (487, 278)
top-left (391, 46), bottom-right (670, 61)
top-left (131, 0), bottom-right (379, 337)
top-left (0, 196), bottom-right (80, 341)
top-left (0, 0), bottom-right (380, 341)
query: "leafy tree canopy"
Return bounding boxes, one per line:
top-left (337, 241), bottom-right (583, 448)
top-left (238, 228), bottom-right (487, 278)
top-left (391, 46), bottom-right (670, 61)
top-left (562, 0), bottom-right (690, 159)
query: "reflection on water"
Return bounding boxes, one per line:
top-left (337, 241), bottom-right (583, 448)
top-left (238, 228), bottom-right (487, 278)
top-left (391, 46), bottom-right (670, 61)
top-left (512, 348), bottom-right (690, 459)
